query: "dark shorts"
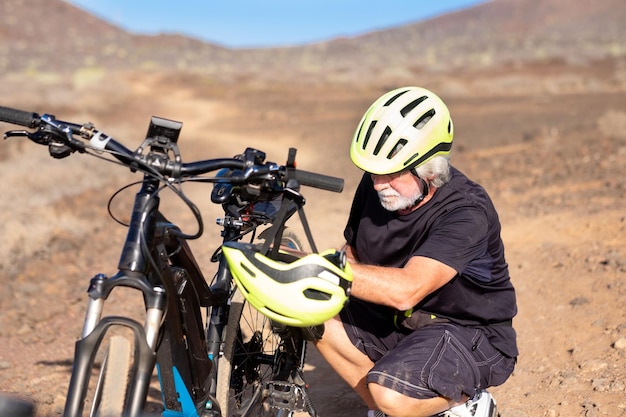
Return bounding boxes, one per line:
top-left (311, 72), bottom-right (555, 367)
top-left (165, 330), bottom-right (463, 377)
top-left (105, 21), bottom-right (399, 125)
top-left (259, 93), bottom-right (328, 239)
top-left (340, 299), bottom-right (516, 402)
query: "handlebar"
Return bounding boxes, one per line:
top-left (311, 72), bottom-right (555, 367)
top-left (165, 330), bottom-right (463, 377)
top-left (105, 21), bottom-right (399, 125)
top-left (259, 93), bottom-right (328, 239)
top-left (0, 106), bottom-right (344, 193)
top-left (0, 106), bottom-right (41, 128)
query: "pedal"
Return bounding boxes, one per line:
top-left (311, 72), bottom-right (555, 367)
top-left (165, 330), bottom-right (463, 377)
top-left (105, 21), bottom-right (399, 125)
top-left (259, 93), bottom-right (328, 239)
top-left (266, 381), bottom-right (311, 412)
top-left (266, 381), bottom-right (303, 411)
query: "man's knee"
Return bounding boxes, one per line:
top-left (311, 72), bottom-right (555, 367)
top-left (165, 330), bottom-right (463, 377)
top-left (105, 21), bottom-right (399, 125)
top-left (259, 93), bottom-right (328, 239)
top-left (368, 383), bottom-right (404, 412)
top-left (368, 383), bottom-right (451, 417)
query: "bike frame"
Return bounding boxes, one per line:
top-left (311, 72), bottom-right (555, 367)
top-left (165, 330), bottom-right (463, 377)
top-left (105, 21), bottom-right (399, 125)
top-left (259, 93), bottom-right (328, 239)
top-left (62, 171), bottom-right (201, 417)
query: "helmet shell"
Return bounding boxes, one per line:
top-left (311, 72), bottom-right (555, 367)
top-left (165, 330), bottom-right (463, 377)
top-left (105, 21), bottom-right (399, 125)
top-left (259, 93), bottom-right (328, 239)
top-left (350, 86), bottom-right (454, 175)
top-left (222, 242), bottom-right (352, 327)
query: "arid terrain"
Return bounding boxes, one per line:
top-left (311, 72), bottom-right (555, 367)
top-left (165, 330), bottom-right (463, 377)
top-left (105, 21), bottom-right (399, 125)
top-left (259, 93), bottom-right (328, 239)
top-left (1, 0), bottom-right (626, 416)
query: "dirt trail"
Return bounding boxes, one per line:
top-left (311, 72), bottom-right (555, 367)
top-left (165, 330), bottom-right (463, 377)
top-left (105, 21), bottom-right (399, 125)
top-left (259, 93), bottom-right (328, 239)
top-left (1, 70), bottom-right (625, 417)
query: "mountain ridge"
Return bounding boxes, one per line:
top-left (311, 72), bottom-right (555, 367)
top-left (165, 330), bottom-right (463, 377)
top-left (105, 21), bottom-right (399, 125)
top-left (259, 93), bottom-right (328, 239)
top-left (0, 0), bottom-right (624, 80)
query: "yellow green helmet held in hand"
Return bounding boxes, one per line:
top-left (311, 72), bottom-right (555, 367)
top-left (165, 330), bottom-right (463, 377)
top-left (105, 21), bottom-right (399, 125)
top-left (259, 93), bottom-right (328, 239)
top-left (221, 242), bottom-right (353, 327)
top-left (350, 86), bottom-right (454, 175)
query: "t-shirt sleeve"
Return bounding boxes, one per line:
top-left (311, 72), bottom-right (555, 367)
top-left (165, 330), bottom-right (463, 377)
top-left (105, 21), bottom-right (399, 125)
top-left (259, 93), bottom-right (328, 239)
top-left (415, 206), bottom-right (489, 274)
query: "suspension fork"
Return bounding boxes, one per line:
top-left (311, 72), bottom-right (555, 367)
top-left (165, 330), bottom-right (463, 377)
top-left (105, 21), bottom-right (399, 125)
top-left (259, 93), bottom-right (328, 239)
top-left (65, 275), bottom-right (167, 417)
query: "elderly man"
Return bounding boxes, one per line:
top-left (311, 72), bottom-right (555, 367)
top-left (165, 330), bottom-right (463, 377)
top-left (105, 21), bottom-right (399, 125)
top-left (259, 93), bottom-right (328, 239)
top-left (315, 86), bottom-right (518, 417)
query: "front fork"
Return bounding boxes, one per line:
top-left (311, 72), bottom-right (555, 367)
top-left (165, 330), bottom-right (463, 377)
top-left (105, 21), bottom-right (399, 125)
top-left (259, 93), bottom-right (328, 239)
top-left (63, 272), bottom-right (167, 417)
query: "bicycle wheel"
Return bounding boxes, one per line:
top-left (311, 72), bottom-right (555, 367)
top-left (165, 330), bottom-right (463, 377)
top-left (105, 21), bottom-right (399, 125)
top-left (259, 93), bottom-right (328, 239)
top-left (217, 230), bottom-right (307, 417)
top-left (91, 335), bottom-right (132, 417)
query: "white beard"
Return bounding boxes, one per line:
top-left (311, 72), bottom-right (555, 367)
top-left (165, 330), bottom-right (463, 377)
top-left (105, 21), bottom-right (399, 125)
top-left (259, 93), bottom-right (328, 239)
top-left (377, 187), bottom-right (424, 212)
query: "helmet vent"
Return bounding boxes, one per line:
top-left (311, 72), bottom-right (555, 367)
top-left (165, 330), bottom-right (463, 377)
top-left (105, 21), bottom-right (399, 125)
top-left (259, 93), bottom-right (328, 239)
top-left (373, 126), bottom-right (392, 156)
top-left (355, 120), bottom-right (365, 143)
top-left (387, 139), bottom-right (407, 159)
top-left (383, 89), bottom-right (409, 106)
top-left (414, 109), bottom-right (435, 129)
top-left (400, 96), bottom-right (428, 117)
top-left (403, 153), bottom-right (420, 167)
top-left (362, 121), bottom-right (377, 150)
top-left (241, 262), bottom-right (256, 278)
top-left (304, 288), bottom-right (332, 301)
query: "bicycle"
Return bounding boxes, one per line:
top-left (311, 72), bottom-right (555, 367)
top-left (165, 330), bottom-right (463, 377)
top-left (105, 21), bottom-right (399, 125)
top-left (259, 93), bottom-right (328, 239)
top-left (0, 106), bottom-right (349, 417)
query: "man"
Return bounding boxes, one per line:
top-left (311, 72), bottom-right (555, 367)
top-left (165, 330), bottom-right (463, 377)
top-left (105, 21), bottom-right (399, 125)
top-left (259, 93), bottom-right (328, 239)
top-left (314, 86), bottom-right (517, 417)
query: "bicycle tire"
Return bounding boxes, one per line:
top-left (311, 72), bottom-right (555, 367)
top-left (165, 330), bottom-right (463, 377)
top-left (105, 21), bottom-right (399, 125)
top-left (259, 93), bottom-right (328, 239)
top-left (216, 230), bottom-right (305, 417)
top-left (94, 335), bottom-right (132, 417)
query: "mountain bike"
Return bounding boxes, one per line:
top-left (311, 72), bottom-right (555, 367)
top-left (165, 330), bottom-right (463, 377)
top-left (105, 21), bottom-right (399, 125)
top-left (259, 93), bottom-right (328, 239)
top-left (0, 106), bottom-right (346, 417)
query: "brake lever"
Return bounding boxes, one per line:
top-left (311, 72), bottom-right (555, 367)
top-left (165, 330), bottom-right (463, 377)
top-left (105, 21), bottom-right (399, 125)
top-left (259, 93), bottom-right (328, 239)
top-left (4, 129), bottom-right (50, 145)
top-left (4, 128), bottom-right (82, 159)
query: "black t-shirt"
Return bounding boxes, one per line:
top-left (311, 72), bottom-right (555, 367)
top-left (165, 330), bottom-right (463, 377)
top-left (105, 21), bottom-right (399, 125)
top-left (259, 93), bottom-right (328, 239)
top-left (344, 167), bottom-right (518, 357)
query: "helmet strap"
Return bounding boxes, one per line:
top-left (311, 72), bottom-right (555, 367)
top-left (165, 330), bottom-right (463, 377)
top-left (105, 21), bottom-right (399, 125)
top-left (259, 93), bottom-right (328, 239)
top-left (410, 168), bottom-right (429, 206)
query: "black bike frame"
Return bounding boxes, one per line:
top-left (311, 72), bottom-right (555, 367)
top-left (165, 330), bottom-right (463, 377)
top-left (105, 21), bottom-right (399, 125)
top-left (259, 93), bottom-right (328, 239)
top-left (63, 172), bottom-right (222, 417)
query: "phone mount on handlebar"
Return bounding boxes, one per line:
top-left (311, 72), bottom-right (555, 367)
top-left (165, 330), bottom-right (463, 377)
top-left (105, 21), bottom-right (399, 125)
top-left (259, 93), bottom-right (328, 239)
top-left (145, 116), bottom-right (182, 145)
top-left (133, 116), bottom-right (183, 176)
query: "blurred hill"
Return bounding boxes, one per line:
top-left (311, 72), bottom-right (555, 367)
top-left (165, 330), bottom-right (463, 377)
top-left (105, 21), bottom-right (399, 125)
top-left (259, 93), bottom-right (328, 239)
top-left (1, 0), bottom-right (625, 83)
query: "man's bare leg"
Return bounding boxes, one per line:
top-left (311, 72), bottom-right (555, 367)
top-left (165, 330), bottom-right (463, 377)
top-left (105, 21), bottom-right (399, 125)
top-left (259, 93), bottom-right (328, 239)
top-left (313, 316), bottom-right (377, 409)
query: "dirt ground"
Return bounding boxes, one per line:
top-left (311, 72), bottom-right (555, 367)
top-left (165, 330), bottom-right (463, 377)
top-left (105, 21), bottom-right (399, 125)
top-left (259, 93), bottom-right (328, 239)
top-left (0, 63), bottom-right (625, 417)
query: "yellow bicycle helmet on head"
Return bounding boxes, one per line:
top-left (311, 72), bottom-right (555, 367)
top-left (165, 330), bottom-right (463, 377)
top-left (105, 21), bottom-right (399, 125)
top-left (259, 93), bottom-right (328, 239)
top-left (350, 86), bottom-right (454, 175)
top-left (221, 242), bottom-right (352, 327)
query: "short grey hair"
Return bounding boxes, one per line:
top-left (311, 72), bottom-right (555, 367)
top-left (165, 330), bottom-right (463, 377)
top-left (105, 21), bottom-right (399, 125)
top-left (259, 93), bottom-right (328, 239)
top-left (415, 155), bottom-right (451, 188)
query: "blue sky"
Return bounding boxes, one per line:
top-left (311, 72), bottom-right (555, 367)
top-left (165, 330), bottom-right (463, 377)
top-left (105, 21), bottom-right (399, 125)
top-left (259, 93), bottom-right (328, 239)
top-left (65, 0), bottom-right (485, 48)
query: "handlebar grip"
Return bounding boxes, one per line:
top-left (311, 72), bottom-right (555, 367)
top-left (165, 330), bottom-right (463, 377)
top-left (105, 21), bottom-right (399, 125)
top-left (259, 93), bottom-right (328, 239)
top-left (294, 169), bottom-right (344, 193)
top-left (0, 106), bottom-right (41, 128)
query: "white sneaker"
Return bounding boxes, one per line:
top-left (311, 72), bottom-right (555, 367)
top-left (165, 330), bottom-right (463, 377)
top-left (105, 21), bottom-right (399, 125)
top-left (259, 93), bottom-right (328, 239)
top-left (440, 390), bottom-right (498, 417)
